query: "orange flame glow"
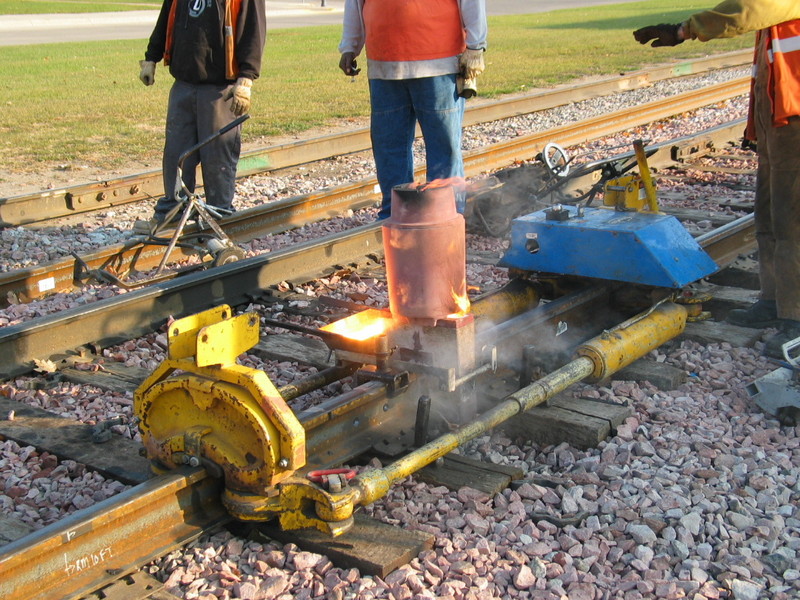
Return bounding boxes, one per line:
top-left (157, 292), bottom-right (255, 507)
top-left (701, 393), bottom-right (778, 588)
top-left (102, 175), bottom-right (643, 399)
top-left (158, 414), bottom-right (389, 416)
top-left (321, 309), bottom-right (394, 341)
top-left (447, 289), bottom-right (471, 318)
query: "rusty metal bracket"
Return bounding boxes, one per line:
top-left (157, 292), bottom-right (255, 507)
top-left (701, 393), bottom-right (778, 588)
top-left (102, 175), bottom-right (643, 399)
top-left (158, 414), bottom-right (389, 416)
top-left (355, 366), bottom-right (410, 396)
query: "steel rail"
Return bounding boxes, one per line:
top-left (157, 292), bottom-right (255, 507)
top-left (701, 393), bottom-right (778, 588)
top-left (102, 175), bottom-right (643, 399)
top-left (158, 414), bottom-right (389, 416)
top-left (0, 224), bottom-right (383, 380)
top-left (0, 196), bottom-right (756, 385)
top-left (0, 468), bottom-right (228, 600)
top-left (0, 51), bottom-right (751, 226)
top-left (0, 117), bottom-right (750, 380)
top-left (0, 79), bottom-right (750, 307)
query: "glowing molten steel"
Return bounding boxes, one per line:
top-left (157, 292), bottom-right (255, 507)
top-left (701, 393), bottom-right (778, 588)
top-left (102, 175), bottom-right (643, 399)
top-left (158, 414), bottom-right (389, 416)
top-left (322, 309), bottom-right (394, 341)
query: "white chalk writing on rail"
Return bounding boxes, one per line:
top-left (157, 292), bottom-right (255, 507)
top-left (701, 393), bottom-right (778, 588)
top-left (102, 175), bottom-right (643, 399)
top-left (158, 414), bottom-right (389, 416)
top-left (63, 546), bottom-right (113, 577)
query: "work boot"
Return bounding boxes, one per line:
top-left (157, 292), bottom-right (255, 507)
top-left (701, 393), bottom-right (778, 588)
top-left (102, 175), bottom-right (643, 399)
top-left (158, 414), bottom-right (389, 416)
top-left (764, 319), bottom-right (800, 360)
top-left (726, 299), bottom-right (780, 329)
top-left (132, 214), bottom-right (176, 235)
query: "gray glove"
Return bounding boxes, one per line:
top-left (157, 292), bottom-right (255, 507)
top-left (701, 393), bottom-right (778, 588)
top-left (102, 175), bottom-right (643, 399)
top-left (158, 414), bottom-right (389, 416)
top-left (139, 60), bottom-right (156, 86)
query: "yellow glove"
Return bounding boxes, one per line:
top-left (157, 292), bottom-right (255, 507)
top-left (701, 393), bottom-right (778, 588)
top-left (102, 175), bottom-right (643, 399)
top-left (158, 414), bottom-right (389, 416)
top-left (224, 77), bottom-right (252, 116)
top-left (459, 48), bottom-right (485, 80)
top-left (139, 60), bottom-right (156, 86)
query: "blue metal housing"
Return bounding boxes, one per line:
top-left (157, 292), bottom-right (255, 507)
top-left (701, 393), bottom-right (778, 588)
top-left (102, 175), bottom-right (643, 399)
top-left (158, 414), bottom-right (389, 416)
top-left (499, 205), bottom-right (718, 288)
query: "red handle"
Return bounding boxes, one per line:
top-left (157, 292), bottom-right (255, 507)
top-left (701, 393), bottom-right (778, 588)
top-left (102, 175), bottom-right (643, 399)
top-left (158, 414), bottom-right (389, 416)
top-left (307, 468), bottom-right (356, 483)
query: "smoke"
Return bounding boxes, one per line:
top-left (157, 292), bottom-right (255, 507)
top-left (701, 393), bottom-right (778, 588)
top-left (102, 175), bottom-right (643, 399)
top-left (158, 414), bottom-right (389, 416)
top-left (465, 163), bottom-right (570, 237)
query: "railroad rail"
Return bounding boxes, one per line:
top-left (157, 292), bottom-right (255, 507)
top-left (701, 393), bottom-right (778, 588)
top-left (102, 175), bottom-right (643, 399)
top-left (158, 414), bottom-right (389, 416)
top-left (0, 50), bottom-right (751, 227)
top-left (0, 112), bottom-right (753, 381)
top-left (0, 77), bottom-right (749, 308)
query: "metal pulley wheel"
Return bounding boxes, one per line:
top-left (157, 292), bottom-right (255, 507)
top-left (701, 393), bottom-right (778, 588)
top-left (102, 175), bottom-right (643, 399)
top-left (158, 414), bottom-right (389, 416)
top-left (205, 236), bottom-right (246, 267)
top-left (542, 142), bottom-right (570, 178)
top-left (212, 246), bottom-right (246, 267)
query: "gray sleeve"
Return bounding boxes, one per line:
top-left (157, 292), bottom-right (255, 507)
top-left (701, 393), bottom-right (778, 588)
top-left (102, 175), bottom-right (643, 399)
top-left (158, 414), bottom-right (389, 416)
top-left (459, 0), bottom-right (488, 50)
top-left (338, 0), bottom-right (366, 55)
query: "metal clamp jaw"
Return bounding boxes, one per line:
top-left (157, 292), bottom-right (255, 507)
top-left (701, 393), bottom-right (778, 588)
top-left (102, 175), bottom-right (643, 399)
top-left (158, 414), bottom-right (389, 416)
top-left (222, 473), bottom-right (363, 537)
top-left (135, 305), bottom-right (307, 507)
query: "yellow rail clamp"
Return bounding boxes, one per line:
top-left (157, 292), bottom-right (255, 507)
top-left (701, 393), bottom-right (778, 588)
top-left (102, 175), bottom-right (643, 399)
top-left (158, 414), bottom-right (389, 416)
top-left (196, 313), bottom-right (260, 367)
top-left (168, 305), bottom-right (235, 360)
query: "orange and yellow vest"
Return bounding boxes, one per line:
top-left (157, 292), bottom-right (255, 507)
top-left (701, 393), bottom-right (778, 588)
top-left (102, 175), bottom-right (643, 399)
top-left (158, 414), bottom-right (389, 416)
top-left (746, 19), bottom-right (800, 139)
top-left (362, 0), bottom-right (466, 62)
top-left (164, 0), bottom-right (243, 80)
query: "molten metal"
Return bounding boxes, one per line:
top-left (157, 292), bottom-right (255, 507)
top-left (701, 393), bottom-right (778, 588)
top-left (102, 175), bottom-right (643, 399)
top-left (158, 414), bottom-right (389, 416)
top-left (320, 308), bottom-right (394, 341)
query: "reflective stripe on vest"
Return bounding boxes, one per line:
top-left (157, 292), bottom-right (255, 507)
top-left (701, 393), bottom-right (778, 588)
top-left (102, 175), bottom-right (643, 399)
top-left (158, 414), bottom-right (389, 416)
top-left (768, 21), bottom-right (800, 127)
top-left (362, 0), bottom-right (465, 62)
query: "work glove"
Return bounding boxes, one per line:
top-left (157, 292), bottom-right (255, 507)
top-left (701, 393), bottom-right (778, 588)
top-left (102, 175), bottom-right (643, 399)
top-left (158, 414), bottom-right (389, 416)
top-left (224, 77), bottom-right (252, 116)
top-left (457, 76), bottom-right (478, 99)
top-left (633, 23), bottom-right (684, 47)
top-left (459, 48), bottom-right (485, 80)
top-left (339, 52), bottom-right (361, 77)
top-left (139, 60), bottom-right (156, 86)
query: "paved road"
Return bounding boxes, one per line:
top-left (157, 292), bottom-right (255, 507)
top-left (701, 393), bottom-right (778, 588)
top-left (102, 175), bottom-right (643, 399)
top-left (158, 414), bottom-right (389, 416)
top-left (0, 0), bottom-right (644, 46)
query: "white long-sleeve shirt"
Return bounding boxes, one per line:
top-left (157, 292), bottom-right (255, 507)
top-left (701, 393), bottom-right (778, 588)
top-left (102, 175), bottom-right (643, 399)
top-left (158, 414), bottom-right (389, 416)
top-left (338, 0), bottom-right (488, 80)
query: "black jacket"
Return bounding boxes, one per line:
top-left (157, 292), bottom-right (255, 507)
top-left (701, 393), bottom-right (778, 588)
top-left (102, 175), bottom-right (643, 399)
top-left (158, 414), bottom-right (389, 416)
top-left (145, 0), bottom-right (266, 85)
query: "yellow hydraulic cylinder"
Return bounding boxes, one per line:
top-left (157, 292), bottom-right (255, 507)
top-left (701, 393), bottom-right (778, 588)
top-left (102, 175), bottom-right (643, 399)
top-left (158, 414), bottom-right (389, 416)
top-left (296, 301), bottom-right (688, 533)
top-left (350, 354), bottom-right (595, 509)
top-left (576, 301), bottom-right (687, 381)
top-left (470, 278), bottom-right (540, 324)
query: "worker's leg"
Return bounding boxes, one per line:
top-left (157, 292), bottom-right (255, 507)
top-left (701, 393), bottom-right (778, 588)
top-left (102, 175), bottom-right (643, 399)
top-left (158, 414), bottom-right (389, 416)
top-left (764, 115), bottom-right (800, 322)
top-left (197, 83), bottom-right (241, 214)
top-left (756, 91), bottom-right (800, 355)
top-left (410, 74), bottom-right (466, 212)
top-left (728, 39), bottom-right (779, 329)
top-left (154, 80), bottom-right (200, 221)
top-left (369, 79), bottom-right (416, 219)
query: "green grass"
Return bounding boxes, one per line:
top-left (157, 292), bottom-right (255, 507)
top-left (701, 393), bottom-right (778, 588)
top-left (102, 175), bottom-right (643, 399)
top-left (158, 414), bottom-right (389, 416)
top-left (1, 1), bottom-right (161, 15)
top-left (0, 0), bottom-right (754, 175)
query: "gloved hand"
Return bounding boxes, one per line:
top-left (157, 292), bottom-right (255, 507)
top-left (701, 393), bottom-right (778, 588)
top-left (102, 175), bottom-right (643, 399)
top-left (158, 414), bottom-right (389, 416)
top-left (139, 60), bottom-right (156, 86)
top-left (224, 77), bottom-right (252, 116)
top-left (633, 24), bottom-right (684, 47)
top-left (457, 76), bottom-right (478, 99)
top-left (339, 52), bottom-right (361, 76)
top-left (459, 48), bottom-right (485, 80)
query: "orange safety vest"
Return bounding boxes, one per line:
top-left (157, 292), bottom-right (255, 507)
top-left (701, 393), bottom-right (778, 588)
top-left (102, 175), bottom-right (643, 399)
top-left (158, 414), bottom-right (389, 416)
top-left (164, 0), bottom-right (243, 80)
top-left (362, 0), bottom-right (465, 62)
top-left (746, 19), bottom-right (800, 140)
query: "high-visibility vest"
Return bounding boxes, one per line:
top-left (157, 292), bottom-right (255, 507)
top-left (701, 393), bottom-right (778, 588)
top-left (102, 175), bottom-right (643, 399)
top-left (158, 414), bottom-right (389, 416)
top-left (164, 0), bottom-right (243, 80)
top-left (362, 0), bottom-right (465, 62)
top-left (746, 19), bottom-right (800, 139)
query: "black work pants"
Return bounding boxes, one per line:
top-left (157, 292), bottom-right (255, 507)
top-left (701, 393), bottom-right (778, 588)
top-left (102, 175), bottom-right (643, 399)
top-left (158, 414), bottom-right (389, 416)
top-left (155, 79), bottom-right (241, 218)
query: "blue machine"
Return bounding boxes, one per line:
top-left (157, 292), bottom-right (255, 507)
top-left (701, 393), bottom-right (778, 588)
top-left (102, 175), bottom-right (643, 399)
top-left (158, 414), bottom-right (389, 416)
top-left (499, 204), bottom-right (719, 288)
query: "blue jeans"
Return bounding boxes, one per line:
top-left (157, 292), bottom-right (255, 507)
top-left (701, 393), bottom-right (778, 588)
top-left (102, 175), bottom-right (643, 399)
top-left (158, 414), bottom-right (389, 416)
top-left (369, 75), bottom-right (465, 219)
